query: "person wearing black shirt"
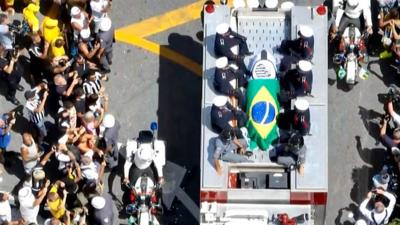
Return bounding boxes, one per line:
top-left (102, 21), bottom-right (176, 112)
top-left (73, 87), bottom-right (86, 124)
top-left (28, 33), bottom-right (49, 84)
top-left (0, 45), bottom-right (24, 105)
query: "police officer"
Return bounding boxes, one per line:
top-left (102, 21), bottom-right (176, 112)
top-left (214, 57), bottom-right (247, 110)
top-left (281, 60), bottom-right (313, 98)
top-left (331, 0), bottom-right (373, 36)
top-left (211, 96), bottom-right (247, 133)
top-left (279, 25), bottom-right (314, 61)
top-left (214, 23), bottom-right (252, 69)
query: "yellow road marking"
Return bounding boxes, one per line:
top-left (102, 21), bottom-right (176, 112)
top-left (116, 0), bottom-right (204, 38)
top-left (116, 31), bottom-right (202, 76)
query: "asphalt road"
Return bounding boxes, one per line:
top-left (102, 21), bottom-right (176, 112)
top-left (0, 0), bottom-right (396, 225)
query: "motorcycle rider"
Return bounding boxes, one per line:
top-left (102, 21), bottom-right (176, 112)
top-left (123, 130), bottom-right (166, 186)
top-left (331, 0), bottom-right (373, 37)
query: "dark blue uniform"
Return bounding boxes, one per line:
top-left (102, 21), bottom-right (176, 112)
top-left (215, 29), bottom-right (251, 60)
top-left (214, 67), bottom-right (247, 110)
top-left (211, 103), bottom-right (247, 133)
top-left (281, 68), bottom-right (313, 97)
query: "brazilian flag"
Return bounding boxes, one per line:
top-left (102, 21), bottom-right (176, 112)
top-left (246, 79), bottom-right (280, 151)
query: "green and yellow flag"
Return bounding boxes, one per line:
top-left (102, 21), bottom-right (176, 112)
top-left (246, 79), bottom-right (280, 151)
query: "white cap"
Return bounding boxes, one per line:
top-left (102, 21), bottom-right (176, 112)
top-left (281, 1), bottom-right (295, 11)
top-left (247, 0), bottom-right (259, 8)
top-left (213, 96), bottom-right (228, 107)
top-left (56, 152), bottom-right (71, 162)
top-left (99, 17), bottom-right (112, 32)
top-left (215, 57), bottom-right (228, 69)
top-left (299, 25), bottom-right (313, 38)
top-left (294, 99), bottom-right (309, 111)
top-left (216, 23), bottom-right (229, 35)
top-left (347, 0), bottom-right (359, 7)
top-left (58, 134), bottom-right (68, 145)
top-left (18, 187), bottom-right (34, 205)
top-left (265, 0), bottom-right (278, 8)
top-left (80, 28), bottom-right (91, 39)
top-left (102, 114), bottom-right (115, 128)
top-left (298, 60), bottom-right (312, 73)
top-left (233, 0), bottom-right (246, 8)
top-left (70, 6), bottom-right (81, 16)
top-left (392, 147), bottom-right (400, 155)
top-left (91, 196), bottom-right (106, 209)
top-left (355, 220), bottom-right (367, 225)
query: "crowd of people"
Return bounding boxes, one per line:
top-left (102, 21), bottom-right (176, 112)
top-left (0, 0), bottom-right (134, 224)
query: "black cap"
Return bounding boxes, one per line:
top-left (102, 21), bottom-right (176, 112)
top-left (24, 90), bottom-right (35, 100)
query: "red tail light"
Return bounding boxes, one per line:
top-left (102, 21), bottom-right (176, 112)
top-left (130, 191), bottom-right (136, 203)
top-left (151, 207), bottom-right (157, 215)
top-left (290, 192), bottom-right (327, 205)
top-left (200, 191), bottom-right (227, 203)
top-left (205, 3), bottom-right (215, 13)
top-left (151, 192), bottom-right (158, 203)
top-left (316, 4), bottom-right (326, 16)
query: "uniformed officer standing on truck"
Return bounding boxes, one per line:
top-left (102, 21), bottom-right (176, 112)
top-left (214, 57), bottom-right (247, 110)
top-left (281, 60), bottom-right (313, 98)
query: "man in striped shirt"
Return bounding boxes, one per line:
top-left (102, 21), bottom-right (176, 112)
top-left (83, 71), bottom-right (104, 96)
top-left (24, 83), bottom-right (49, 144)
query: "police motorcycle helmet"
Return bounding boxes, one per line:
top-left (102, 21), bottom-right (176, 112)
top-left (298, 25), bottom-right (313, 38)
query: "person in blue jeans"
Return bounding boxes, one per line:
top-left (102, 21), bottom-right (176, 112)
top-left (0, 112), bottom-right (16, 162)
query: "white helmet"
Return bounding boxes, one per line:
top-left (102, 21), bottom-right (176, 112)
top-left (299, 25), bottom-right (314, 38)
top-left (347, 0), bottom-right (359, 8)
top-left (294, 98), bottom-right (310, 111)
top-left (91, 196), bottom-right (106, 209)
top-left (80, 28), bottom-right (91, 40)
top-left (355, 220), bottom-right (367, 225)
top-left (298, 60), bottom-right (313, 73)
top-left (102, 114), bottom-right (115, 128)
top-left (99, 17), bottom-right (112, 32)
top-left (70, 6), bottom-right (81, 16)
top-left (265, 0), bottom-right (278, 9)
top-left (215, 57), bottom-right (228, 69)
top-left (213, 96), bottom-right (228, 107)
top-left (216, 23), bottom-right (229, 34)
top-left (247, 0), bottom-right (259, 8)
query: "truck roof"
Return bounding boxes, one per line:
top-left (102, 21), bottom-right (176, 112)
top-left (201, 5), bottom-right (328, 193)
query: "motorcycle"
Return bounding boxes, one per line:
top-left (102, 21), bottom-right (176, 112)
top-left (125, 122), bottom-right (163, 225)
top-left (125, 175), bottom-right (162, 225)
top-left (333, 24), bottom-right (369, 90)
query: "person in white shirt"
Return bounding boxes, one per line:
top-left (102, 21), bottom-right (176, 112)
top-left (90, 0), bottom-right (110, 33)
top-left (18, 181), bottom-right (49, 224)
top-left (359, 188), bottom-right (396, 225)
top-left (123, 131), bottom-right (166, 185)
top-left (331, 0), bottom-right (373, 36)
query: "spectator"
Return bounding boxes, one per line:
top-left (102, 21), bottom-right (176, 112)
top-left (78, 32), bottom-right (100, 61)
top-left (0, 112), bottom-right (15, 158)
top-left (89, 194), bottom-right (115, 225)
top-left (82, 110), bottom-right (104, 135)
top-left (380, 116), bottom-right (400, 148)
top-left (0, 14), bottom-right (13, 50)
top-left (22, 0), bottom-right (40, 34)
top-left (58, 101), bottom-right (77, 130)
top-left (80, 156), bottom-right (106, 194)
top-left (0, 44), bottom-right (24, 105)
top-left (359, 188), bottom-right (396, 225)
top-left (18, 181), bottom-right (50, 224)
top-left (42, 16), bottom-right (61, 44)
top-left (386, 98), bottom-right (400, 126)
top-left (96, 17), bottom-right (114, 74)
top-left (0, 192), bottom-right (12, 224)
top-left (72, 87), bottom-right (86, 122)
top-left (24, 83), bottom-right (49, 144)
top-left (90, 0), bottom-right (110, 33)
top-left (50, 37), bottom-right (66, 60)
top-left (54, 71), bottom-right (80, 99)
top-left (77, 132), bottom-right (102, 157)
top-left (82, 71), bottom-right (106, 96)
top-left (28, 33), bottom-right (50, 84)
top-left (70, 6), bottom-right (91, 41)
top-left (73, 54), bottom-right (97, 79)
top-left (47, 181), bottom-right (68, 221)
top-left (20, 132), bottom-right (41, 175)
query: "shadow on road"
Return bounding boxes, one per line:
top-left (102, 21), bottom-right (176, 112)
top-left (358, 106), bottom-right (383, 145)
top-left (157, 32), bottom-right (202, 225)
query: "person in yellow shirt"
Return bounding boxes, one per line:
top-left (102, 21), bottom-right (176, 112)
top-left (23, 0), bottom-right (40, 33)
top-left (50, 36), bottom-right (66, 59)
top-left (47, 181), bottom-right (68, 220)
top-left (42, 16), bottom-right (61, 44)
